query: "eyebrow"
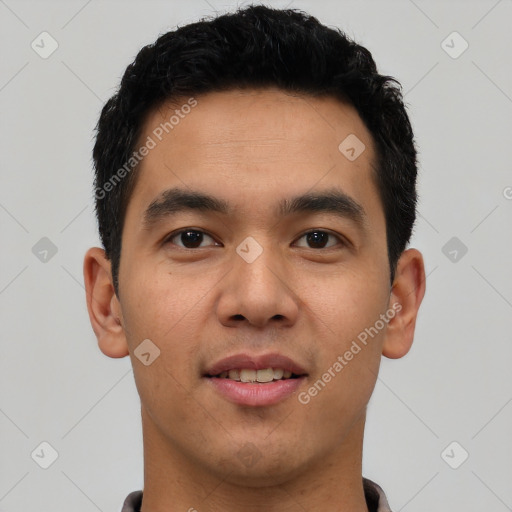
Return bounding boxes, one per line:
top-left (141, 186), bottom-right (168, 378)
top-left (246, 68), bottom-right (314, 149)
top-left (143, 186), bottom-right (367, 229)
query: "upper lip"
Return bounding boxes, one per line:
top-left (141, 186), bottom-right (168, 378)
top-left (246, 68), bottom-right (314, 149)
top-left (204, 353), bottom-right (308, 376)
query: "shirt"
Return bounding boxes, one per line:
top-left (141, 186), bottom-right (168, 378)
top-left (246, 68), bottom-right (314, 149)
top-left (120, 477), bottom-right (392, 511)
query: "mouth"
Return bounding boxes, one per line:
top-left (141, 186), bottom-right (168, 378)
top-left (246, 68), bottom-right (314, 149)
top-left (203, 353), bottom-right (308, 406)
top-left (206, 368), bottom-right (302, 382)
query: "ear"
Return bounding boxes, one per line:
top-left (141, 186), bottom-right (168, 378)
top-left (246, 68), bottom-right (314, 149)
top-left (83, 247), bottom-right (129, 358)
top-left (382, 248), bottom-right (426, 359)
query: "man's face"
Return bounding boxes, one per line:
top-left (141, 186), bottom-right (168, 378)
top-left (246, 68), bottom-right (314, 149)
top-left (115, 88), bottom-right (392, 484)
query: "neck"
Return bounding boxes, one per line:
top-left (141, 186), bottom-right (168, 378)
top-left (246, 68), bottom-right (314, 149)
top-left (140, 407), bottom-right (369, 512)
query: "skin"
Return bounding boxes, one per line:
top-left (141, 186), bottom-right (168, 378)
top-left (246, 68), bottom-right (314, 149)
top-left (84, 88), bottom-right (425, 512)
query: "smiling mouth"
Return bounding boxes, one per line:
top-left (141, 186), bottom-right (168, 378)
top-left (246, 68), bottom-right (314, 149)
top-left (206, 368), bottom-right (303, 383)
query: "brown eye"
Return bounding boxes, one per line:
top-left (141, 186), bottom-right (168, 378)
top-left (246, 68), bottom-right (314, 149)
top-left (167, 229), bottom-right (217, 249)
top-left (294, 230), bottom-right (343, 249)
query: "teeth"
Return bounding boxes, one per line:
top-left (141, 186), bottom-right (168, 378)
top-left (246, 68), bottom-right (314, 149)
top-left (256, 368), bottom-right (274, 383)
top-left (228, 369), bottom-right (240, 380)
top-left (217, 368), bottom-right (295, 382)
top-left (240, 369), bottom-right (257, 383)
top-left (273, 368), bottom-right (284, 379)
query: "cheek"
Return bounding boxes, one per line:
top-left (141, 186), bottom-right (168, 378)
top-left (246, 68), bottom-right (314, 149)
top-left (120, 259), bottom-right (212, 340)
top-left (297, 269), bottom-right (388, 409)
top-left (300, 265), bottom-right (389, 341)
top-left (120, 269), bottom-right (211, 433)
top-left (303, 359), bottom-right (379, 441)
top-left (119, 264), bottom-right (210, 399)
top-left (298, 286), bottom-right (386, 432)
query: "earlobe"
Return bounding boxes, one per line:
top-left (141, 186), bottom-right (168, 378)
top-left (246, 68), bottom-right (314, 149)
top-left (382, 248), bottom-right (426, 359)
top-left (83, 247), bottom-right (129, 358)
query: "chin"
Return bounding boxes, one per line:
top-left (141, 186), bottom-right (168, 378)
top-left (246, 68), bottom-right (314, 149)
top-left (224, 460), bottom-right (306, 488)
top-left (205, 441), bottom-right (312, 487)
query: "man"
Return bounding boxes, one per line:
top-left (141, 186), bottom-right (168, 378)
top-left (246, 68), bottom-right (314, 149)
top-left (84, 5), bottom-right (425, 511)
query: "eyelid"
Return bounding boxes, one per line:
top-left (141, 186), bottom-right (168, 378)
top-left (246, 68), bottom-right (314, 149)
top-left (164, 227), bottom-right (348, 250)
top-left (293, 229), bottom-right (347, 248)
top-left (164, 228), bottom-right (220, 248)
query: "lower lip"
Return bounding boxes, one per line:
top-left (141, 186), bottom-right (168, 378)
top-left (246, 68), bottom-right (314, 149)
top-left (206, 377), bottom-right (305, 406)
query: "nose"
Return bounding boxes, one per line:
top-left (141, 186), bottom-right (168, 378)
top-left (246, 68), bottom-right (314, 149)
top-left (215, 241), bottom-right (300, 329)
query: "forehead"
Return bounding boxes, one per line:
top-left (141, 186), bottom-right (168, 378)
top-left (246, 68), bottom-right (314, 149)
top-left (143, 87), bottom-right (373, 161)
top-left (129, 88), bottom-right (380, 223)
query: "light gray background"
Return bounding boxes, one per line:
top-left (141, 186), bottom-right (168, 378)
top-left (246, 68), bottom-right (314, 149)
top-left (1, 0), bottom-right (511, 510)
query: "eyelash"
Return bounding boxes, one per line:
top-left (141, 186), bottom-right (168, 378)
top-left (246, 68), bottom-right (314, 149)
top-left (164, 228), bottom-right (347, 250)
